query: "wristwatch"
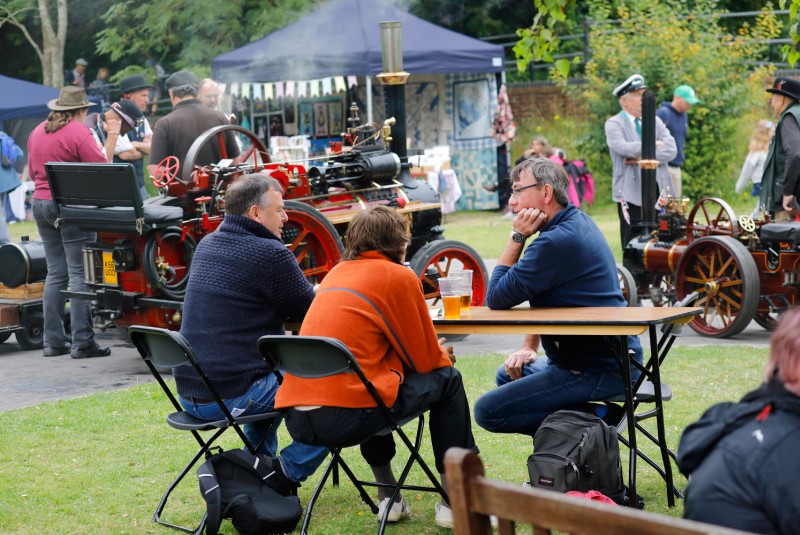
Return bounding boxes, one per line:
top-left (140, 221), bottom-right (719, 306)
top-left (510, 230), bottom-right (527, 244)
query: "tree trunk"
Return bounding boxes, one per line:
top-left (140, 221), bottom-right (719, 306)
top-left (37, 0), bottom-right (67, 87)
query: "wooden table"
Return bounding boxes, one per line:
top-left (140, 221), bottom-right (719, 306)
top-left (432, 305), bottom-right (701, 507)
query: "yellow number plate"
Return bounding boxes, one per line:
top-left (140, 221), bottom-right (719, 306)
top-left (102, 251), bottom-right (118, 285)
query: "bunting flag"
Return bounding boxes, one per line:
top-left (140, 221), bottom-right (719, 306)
top-left (334, 76), bottom-right (346, 92)
top-left (310, 80), bottom-right (319, 97)
top-left (252, 83), bottom-right (263, 99)
top-left (321, 77), bottom-right (332, 95)
top-left (276, 82), bottom-right (284, 99)
top-left (621, 198), bottom-right (631, 225)
top-left (654, 189), bottom-right (668, 211)
top-left (241, 83), bottom-right (251, 98)
top-left (347, 75), bottom-right (358, 88)
top-left (264, 83), bottom-right (273, 100)
top-left (297, 81), bottom-right (307, 98)
top-left (285, 81), bottom-right (295, 97)
top-left (230, 83), bottom-right (240, 96)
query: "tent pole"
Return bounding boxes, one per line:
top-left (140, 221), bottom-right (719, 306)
top-left (366, 76), bottom-right (373, 124)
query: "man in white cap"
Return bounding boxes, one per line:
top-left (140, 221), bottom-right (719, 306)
top-left (605, 73), bottom-right (676, 250)
top-left (657, 84), bottom-right (700, 198)
top-left (64, 58), bottom-right (88, 88)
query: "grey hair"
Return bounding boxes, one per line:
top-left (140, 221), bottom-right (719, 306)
top-left (510, 157), bottom-right (569, 207)
top-left (169, 84), bottom-right (198, 98)
top-left (225, 173), bottom-right (282, 216)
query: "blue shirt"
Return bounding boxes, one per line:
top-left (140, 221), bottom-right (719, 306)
top-left (656, 101), bottom-right (688, 167)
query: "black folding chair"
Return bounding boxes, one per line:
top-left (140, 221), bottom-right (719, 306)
top-left (129, 325), bottom-right (280, 534)
top-left (597, 291), bottom-right (701, 507)
top-left (257, 335), bottom-right (448, 535)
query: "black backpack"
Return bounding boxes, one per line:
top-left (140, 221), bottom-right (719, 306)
top-left (527, 410), bottom-right (627, 505)
top-left (198, 449), bottom-right (303, 535)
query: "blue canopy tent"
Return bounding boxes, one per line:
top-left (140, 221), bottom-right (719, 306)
top-left (211, 0), bottom-right (504, 82)
top-left (0, 76), bottom-right (62, 123)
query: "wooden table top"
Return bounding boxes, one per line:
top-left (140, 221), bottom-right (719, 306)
top-left (432, 306), bottom-right (701, 336)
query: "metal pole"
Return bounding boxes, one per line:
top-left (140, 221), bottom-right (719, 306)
top-left (639, 90), bottom-right (657, 233)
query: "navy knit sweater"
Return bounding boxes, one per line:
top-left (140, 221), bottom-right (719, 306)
top-left (486, 204), bottom-right (640, 371)
top-left (175, 214), bottom-right (315, 399)
top-left (656, 101), bottom-right (688, 167)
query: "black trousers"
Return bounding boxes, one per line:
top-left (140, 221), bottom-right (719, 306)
top-left (284, 366), bottom-right (478, 473)
top-left (617, 201), bottom-right (643, 251)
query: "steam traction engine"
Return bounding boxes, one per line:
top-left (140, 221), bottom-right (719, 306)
top-left (620, 93), bottom-right (798, 338)
top-left (65, 106), bottom-right (486, 332)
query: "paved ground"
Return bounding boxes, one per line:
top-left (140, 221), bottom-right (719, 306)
top-left (0, 315), bottom-right (771, 413)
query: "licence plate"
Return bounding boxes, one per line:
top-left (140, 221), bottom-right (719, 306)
top-left (102, 251), bottom-right (118, 285)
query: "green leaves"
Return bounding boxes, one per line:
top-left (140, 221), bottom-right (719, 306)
top-left (514, 0), bottom-right (576, 76)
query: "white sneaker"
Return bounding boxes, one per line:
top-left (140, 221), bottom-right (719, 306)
top-left (435, 502), bottom-right (453, 528)
top-left (377, 497), bottom-right (411, 523)
top-left (435, 502), bottom-right (498, 529)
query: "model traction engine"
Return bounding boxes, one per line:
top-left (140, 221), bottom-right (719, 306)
top-left (619, 91), bottom-right (800, 338)
top-left (52, 21), bottom-right (486, 332)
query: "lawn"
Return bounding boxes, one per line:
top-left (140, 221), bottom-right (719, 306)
top-left (0, 344), bottom-right (768, 534)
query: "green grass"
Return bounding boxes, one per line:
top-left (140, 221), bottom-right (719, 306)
top-left (0, 345), bottom-right (768, 534)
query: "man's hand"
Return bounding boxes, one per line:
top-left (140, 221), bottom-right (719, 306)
top-left (513, 207), bottom-right (547, 239)
top-left (439, 337), bottom-right (456, 364)
top-left (783, 194), bottom-right (795, 212)
top-left (503, 347), bottom-right (536, 381)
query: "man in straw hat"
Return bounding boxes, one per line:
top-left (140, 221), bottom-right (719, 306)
top-left (27, 86), bottom-right (111, 359)
top-left (760, 77), bottom-right (800, 222)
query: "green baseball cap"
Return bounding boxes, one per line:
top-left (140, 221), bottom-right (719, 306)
top-left (674, 85), bottom-right (699, 105)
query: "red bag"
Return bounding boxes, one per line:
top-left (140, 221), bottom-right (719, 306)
top-left (565, 490), bottom-right (618, 505)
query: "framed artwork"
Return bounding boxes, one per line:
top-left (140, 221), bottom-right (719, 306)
top-left (268, 97), bottom-right (281, 112)
top-left (313, 102), bottom-right (329, 137)
top-left (453, 79), bottom-right (491, 140)
top-left (283, 97), bottom-right (295, 124)
top-left (298, 102), bottom-right (314, 137)
top-left (328, 101), bottom-right (343, 135)
top-left (269, 115), bottom-right (284, 137)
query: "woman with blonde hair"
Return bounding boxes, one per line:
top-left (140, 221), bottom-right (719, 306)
top-left (735, 119), bottom-right (772, 218)
top-left (27, 86), bottom-right (110, 359)
top-left (678, 309), bottom-right (800, 533)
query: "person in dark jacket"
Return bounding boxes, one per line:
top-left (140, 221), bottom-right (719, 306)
top-left (760, 76), bottom-right (800, 222)
top-left (678, 309), bottom-right (800, 534)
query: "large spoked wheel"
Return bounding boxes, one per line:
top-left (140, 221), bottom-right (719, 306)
top-left (616, 264), bottom-right (638, 307)
top-left (283, 201), bottom-right (344, 285)
top-left (410, 240), bottom-right (488, 306)
top-left (753, 311), bottom-right (779, 332)
top-left (183, 125), bottom-right (270, 183)
top-left (676, 236), bottom-right (760, 338)
top-left (686, 198), bottom-right (739, 244)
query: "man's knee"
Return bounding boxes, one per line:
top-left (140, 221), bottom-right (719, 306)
top-left (473, 394), bottom-right (505, 433)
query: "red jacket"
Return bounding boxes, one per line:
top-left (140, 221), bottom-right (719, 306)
top-left (275, 251), bottom-right (451, 409)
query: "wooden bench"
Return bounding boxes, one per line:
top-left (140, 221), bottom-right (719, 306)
top-left (444, 448), bottom-right (753, 535)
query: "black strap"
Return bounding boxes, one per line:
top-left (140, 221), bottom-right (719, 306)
top-left (320, 287), bottom-right (417, 373)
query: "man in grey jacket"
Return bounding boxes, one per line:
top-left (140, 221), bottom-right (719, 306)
top-left (605, 74), bottom-right (677, 250)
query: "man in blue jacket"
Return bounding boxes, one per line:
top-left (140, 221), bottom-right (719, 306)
top-left (656, 84), bottom-right (699, 199)
top-left (473, 157), bottom-right (642, 435)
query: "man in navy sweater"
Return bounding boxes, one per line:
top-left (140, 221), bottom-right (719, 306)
top-left (175, 173), bottom-right (328, 495)
top-left (473, 158), bottom-right (642, 435)
top-left (657, 84), bottom-right (699, 199)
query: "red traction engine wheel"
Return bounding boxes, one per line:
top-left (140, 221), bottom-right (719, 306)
top-left (283, 201), bottom-right (343, 284)
top-left (409, 240), bottom-right (488, 307)
top-left (676, 235), bottom-right (760, 338)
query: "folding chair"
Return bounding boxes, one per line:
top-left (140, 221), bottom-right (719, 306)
top-left (257, 335), bottom-right (448, 535)
top-left (597, 291), bottom-right (701, 507)
top-left (129, 325), bottom-right (280, 534)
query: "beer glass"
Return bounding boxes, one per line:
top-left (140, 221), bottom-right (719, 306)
top-left (451, 269), bottom-right (473, 311)
top-left (438, 277), bottom-right (462, 319)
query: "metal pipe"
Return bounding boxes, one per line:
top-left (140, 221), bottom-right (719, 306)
top-left (639, 90), bottom-right (657, 233)
top-left (380, 21), bottom-right (403, 72)
top-left (378, 21), bottom-right (410, 175)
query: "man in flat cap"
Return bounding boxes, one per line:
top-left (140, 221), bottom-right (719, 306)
top-left (65, 58), bottom-right (88, 88)
top-left (147, 70), bottom-right (240, 182)
top-left (85, 98), bottom-right (144, 162)
top-left (605, 74), bottom-right (676, 250)
top-left (116, 74), bottom-right (154, 199)
top-left (761, 77), bottom-right (800, 222)
top-left (657, 84), bottom-right (700, 199)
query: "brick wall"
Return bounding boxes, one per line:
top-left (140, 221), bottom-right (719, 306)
top-left (507, 83), bottom-right (583, 122)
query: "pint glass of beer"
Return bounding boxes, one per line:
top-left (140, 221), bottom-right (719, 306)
top-left (450, 269), bottom-right (473, 311)
top-left (438, 277), bottom-right (462, 319)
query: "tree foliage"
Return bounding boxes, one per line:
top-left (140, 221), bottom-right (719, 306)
top-left (0, 0), bottom-right (68, 86)
top-left (573, 0), bottom-right (779, 203)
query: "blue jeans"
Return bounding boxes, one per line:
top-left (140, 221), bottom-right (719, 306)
top-left (474, 338), bottom-right (643, 436)
top-left (179, 373), bottom-right (328, 483)
top-left (33, 198), bottom-right (96, 350)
